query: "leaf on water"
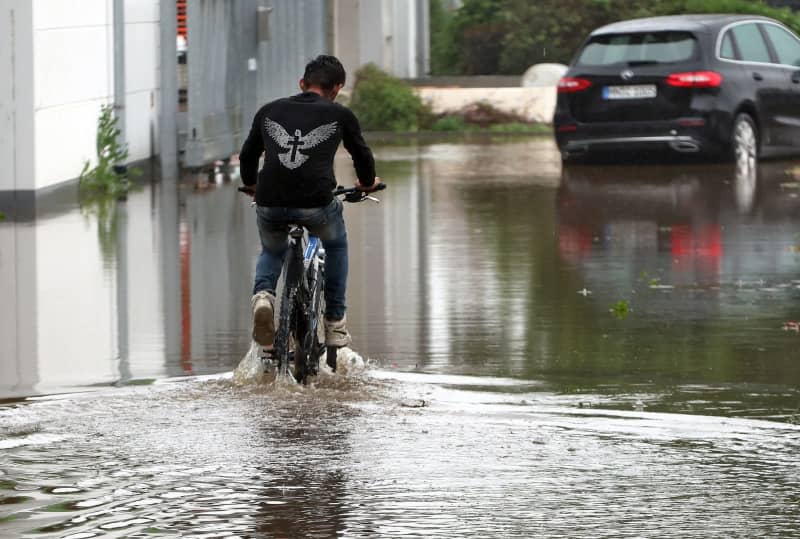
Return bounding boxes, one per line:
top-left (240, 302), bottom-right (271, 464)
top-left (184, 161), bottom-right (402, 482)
top-left (610, 300), bottom-right (630, 320)
top-left (42, 501), bottom-right (77, 512)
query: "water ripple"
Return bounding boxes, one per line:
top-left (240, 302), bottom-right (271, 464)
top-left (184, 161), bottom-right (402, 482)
top-left (1, 371), bottom-right (798, 537)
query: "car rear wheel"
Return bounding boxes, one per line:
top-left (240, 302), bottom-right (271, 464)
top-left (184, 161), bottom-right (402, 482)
top-left (730, 113), bottom-right (758, 163)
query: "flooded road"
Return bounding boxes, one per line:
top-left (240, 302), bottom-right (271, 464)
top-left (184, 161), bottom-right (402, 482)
top-left (2, 137), bottom-right (800, 536)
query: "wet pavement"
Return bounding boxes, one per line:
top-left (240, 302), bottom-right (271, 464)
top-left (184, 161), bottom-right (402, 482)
top-left (2, 136), bottom-right (800, 537)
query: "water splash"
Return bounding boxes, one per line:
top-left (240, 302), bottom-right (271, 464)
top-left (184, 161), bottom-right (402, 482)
top-left (333, 347), bottom-right (371, 376)
top-left (232, 341), bottom-right (270, 385)
top-left (231, 343), bottom-right (382, 400)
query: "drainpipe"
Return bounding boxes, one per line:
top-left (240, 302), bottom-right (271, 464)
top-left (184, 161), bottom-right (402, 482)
top-left (113, 0), bottom-right (126, 169)
top-left (160, 0), bottom-right (178, 178)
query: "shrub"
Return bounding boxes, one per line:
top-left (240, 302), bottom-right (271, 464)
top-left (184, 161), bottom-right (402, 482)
top-left (79, 104), bottom-right (135, 197)
top-left (349, 64), bottom-right (431, 132)
top-left (432, 0), bottom-right (800, 75)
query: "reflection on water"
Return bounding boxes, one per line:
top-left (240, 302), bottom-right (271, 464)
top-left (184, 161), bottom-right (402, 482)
top-left (2, 137), bottom-right (800, 536)
top-left (1, 138), bottom-right (799, 419)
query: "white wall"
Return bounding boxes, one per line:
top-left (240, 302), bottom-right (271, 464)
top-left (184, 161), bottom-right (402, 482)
top-left (32, 0), bottom-right (115, 190)
top-left (124, 0), bottom-right (160, 163)
top-left (0, 0), bottom-right (163, 191)
top-left (0, 1), bottom-right (35, 191)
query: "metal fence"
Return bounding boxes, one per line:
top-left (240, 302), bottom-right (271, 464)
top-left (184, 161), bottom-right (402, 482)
top-left (182, 0), bottom-right (328, 169)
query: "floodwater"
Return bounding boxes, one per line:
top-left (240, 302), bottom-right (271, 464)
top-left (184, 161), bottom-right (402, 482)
top-left (2, 137), bottom-right (800, 537)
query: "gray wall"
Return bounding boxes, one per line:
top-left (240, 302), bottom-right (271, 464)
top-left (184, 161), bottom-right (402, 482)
top-left (256, 0), bottom-right (328, 106)
top-left (183, 0), bottom-right (328, 168)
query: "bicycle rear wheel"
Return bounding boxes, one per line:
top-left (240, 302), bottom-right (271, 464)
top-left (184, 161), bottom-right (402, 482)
top-left (294, 259), bottom-right (325, 384)
top-left (274, 254), bottom-right (301, 379)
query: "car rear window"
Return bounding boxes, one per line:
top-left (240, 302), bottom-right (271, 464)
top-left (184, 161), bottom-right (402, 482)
top-left (576, 31), bottom-right (697, 66)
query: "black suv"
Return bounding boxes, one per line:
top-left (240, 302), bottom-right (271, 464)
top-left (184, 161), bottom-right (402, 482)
top-left (553, 15), bottom-right (800, 162)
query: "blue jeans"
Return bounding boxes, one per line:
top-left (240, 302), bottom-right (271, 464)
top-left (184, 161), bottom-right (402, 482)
top-left (253, 198), bottom-right (348, 321)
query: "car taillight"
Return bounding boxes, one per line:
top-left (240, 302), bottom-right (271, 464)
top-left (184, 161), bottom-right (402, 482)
top-left (557, 77), bottom-right (592, 93)
top-left (665, 71), bottom-right (723, 88)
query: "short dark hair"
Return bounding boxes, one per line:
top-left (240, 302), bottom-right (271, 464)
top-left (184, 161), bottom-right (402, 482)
top-left (302, 55), bottom-right (346, 91)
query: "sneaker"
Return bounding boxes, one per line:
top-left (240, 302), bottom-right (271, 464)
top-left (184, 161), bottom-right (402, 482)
top-left (251, 291), bottom-right (276, 346)
top-left (324, 315), bottom-right (352, 347)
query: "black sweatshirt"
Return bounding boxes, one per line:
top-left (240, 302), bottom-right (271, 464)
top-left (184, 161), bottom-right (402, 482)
top-left (239, 92), bottom-right (376, 208)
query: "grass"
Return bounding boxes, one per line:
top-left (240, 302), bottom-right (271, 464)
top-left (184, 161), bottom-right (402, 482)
top-left (423, 115), bottom-right (552, 135)
top-left (487, 122), bottom-right (551, 134)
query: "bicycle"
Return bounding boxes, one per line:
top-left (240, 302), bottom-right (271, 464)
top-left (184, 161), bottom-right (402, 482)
top-left (239, 184), bottom-right (386, 384)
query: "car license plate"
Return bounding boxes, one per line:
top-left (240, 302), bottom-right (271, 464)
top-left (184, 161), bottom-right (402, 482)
top-left (603, 84), bottom-right (657, 100)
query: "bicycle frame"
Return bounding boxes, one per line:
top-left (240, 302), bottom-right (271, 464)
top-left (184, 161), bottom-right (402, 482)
top-left (272, 226), bottom-right (326, 382)
top-left (242, 183), bottom-right (386, 383)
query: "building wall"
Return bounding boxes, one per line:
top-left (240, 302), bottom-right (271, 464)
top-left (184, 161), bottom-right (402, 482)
top-left (330, 0), bottom-right (360, 82)
top-left (0, 0), bottom-right (161, 192)
top-left (254, 0), bottom-right (329, 112)
top-left (331, 0), bottom-right (429, 84)
top-left (32, 0), bottom-right (115, 190)
top-left (124, 0), bottom-right (160, 163)
top-left (0, 1), bottom-right (35, 191)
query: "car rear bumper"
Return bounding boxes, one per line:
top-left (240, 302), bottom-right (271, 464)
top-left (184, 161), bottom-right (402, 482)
top-left (562, 134), bottom-right (703, 154)
top-left (554, 113), bottom-right (730, 158)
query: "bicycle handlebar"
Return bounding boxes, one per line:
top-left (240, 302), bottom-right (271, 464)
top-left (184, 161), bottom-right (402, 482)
top-left (332, 183), bottom-right (387, 203)
top-left (238, 183), bottom-right (386, 203)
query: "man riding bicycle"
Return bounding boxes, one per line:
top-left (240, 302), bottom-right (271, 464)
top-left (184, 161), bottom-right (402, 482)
top-left (239, 55), bottom-right (382, 350)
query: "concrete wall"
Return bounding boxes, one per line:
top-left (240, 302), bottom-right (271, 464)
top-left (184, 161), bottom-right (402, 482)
top-left (331, 0), bottom-right (429, 84)
top-left (416, 86), bottom-right (558, 123)
top-left (0, 0), bottom-right (160, 192)
top-left (124, 0), bottom-right (160, 163)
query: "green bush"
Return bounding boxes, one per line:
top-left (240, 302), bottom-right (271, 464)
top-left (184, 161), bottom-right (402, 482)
top-left (349, 64), bottom-right (431, 132)
top-left (432, 0), bottom-right (800, 75)
top-left (658, 0), bottom-right (800, 33)
top-left (430, 0), bottom-right (460, 75)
